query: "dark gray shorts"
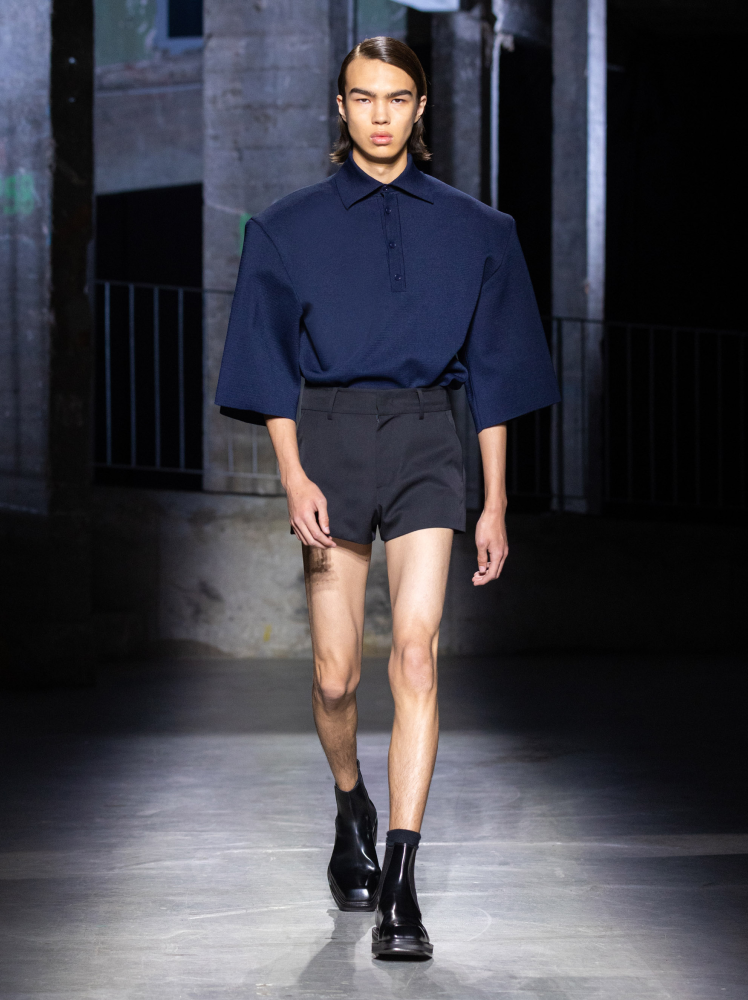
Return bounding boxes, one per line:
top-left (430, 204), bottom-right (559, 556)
top-left (296, 386), bottom-right (466, 545)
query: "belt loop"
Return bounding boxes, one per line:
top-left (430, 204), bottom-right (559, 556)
top-left (327, 387), bottom-right (340, 420)
top-left (416, 388), bottom-right (425, 420)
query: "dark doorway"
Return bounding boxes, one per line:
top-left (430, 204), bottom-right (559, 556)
top-left (607, 12), bottom-right (748, 329)
top-left (498, 38), bottom-right (554, 508)
top-left (498, 38), bottom-right (553, 317)
top-left (96, 183), bottom-right (203, 288)
top-left (94, 184), bottom-right (204, 490)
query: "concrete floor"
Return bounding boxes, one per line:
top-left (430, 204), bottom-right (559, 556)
top-left (1, 655), bottom-right (747, 999)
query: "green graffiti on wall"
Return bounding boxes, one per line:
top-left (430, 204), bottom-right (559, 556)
top-left (239, 212), bottom-right (252, 253)
top-left (1, 173), bottom-right (37, 215)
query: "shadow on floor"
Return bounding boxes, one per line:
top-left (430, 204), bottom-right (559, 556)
top-left (2, 653), bottom-right (748, 844)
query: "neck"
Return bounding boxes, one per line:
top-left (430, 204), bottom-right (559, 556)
top-left (351, 144), bottom-right (409, 184)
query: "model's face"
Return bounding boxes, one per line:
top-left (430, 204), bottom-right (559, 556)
top-left (337, 58), bottom-right (426, 164)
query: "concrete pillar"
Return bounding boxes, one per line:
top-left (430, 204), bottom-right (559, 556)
top-left (202, 0), bottom-right (331, 494)
top-left (430, 5), bottom-right (485, 507)
top-left (551, 0), bottom-right (606, 512)
top-left (0, 0), bottom-right (95, 684)
top-left (430, 6), bottom-right (484, 201)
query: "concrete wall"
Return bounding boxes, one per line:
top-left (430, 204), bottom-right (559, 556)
top-left (92, 486), bottom-right (748, 661)
top-left (94, 0), bottom-right (157, 66)
top-left (0, 0), bottom-right (95, 685)
top-left (93, 0), bottom-right (203, 195)
top-left (0, 0), bottom-right (52, 517)
top-left (552, 0), bottom-right (607, 513)
top-left (431, 6), bottom-right (484, 201)
top-left (202, 0), bottom-right (332, 494)
top-left (92, 487), bottom-right (393, 659)
top-left (94, 51), bottom-right (203, 194)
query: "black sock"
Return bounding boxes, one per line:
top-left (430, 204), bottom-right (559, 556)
top-left (386, 828), bottom-right (421, 847)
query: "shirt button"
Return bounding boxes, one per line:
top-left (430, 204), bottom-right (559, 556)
top-left (388, 241), bottom-right (396, 248)
top-left (382, 186), bottom-right (389, 192)
top-left (394, 274), bottom-right (402, 281)
top-left (385, 208), bottom-right (391, 215)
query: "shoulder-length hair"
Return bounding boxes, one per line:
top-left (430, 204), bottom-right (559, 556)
top-left (331, 36), bottom-right (431, 164)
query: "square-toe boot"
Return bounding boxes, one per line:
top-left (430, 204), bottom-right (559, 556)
top-left (372, 841), bottom-right (433, 959)
top-left (327, 763), bottom-right (380, 911)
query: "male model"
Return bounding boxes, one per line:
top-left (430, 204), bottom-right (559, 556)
top-left (216, 37), bottom-right (559, 960)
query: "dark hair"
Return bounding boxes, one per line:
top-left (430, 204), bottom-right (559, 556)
top-left (331, 36), bottom-right (431, 164)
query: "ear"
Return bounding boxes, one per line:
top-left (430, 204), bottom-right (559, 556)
top-left (336, 93), bottom-right (346, 122)
top-left (415, 93), bottom-right (427, 122)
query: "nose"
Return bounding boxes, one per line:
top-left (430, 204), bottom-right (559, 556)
top-left (372, 100), bottom-right (390, 125)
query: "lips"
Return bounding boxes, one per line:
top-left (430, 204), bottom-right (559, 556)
top-left (371, 133), bottom-right (393, 145)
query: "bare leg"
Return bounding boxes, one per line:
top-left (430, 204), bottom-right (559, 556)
top-left (304, 538), bottom-right (371, 792)
top-left (384, 528), bottom-right (453, 831)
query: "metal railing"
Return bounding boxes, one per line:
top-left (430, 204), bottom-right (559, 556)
top-left (505, 399), bottom-right (553, 502)
top-left (507, 317), bottom-right (748, 514)
top-left (94, 285), bottom-right (747, 517)
top-left (95, 280), bottom-right (212, 477)
top-left (602, 320), bottom-right (747, 512)
top-left (94, 279), bottom-right (284, 491)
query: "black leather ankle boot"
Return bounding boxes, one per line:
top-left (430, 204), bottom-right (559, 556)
top-left (372, 840), bottom-right (433, 959)
top-left (327, 763), bottom-right (380, 911)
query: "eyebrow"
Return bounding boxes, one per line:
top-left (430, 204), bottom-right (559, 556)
top-left (348, 88), bottom-right (414, 99)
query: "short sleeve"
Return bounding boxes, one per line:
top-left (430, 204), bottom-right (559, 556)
top-left (215, 219), bottom-right (303, 426)
top-left (461, 221), bottom-right (560, 433)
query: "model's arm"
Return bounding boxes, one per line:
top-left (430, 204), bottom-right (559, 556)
top-left (473, 423), bottom-right (509, 585)
top-left (265, 416), bottom-right (336, 549)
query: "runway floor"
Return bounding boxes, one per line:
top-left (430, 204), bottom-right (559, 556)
top-left (1, 654), bottom-right (747, 999)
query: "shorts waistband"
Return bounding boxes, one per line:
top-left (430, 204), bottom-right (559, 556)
top-left (301, 386), bottom-right (451, 417)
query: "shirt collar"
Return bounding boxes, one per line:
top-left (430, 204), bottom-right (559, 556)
top-left (335, 152), bottom-right (435, 209)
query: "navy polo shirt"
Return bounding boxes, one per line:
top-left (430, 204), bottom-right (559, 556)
top-left (215, 153), bottom-right (559, 433)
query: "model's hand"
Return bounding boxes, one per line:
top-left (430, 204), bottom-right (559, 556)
top-left (473, 507), bottom-right (508, 585)
top-left (286, 472), bottom-right (336, 549)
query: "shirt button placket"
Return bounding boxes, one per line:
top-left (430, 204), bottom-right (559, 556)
top-left (382, 188), bottom-right (405, 292)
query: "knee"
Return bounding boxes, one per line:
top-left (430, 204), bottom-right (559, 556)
top-left (390, 641), bottom-right (436, 697)
top-left (313, 658), bottom-right (359, 710)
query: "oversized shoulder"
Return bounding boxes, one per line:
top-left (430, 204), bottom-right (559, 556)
top-left (423, 174), bottom-right (515, 240)
top-left (250, 175), bottom-right (339, 237)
